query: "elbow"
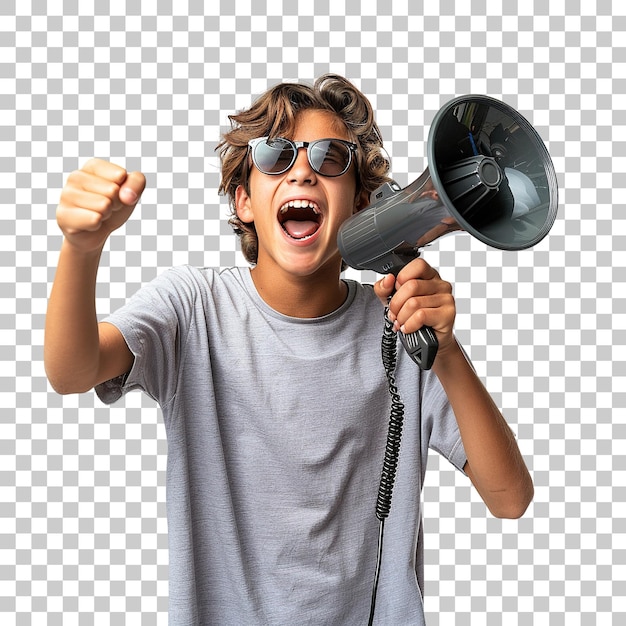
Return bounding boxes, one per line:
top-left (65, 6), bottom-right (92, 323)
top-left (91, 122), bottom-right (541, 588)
top-left (47, 377), bottom-right (94, 396)
top-left (465, 460), bottom-right (534, 520)
top-left (45, 365), bottom-right (95, 396)
top-left (44, 349), bottom-right (99, 395)
top-left (490, 483), bottom-right (534, 520)
top-left (492, 501), bottom-right (531, 520)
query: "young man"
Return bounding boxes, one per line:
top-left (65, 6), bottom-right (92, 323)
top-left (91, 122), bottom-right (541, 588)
top-left (45, 74), bottom-right (533, 624)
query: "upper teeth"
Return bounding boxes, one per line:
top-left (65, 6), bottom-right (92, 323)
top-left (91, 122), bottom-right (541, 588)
top-left (280, 200), bottom-right (320, 213)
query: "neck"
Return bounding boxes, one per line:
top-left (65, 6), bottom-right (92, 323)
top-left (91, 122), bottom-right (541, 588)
top-left (249, 264), bottom-right (348, 318)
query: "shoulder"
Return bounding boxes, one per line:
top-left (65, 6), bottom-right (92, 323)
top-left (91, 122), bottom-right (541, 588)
top-left (105, 266), bottom-right (231, 327)
top-left (141, 266), bottom-right (247, 301)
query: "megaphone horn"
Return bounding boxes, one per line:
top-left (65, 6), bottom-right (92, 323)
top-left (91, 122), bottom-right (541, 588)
top-left (337, 95), bottom-right (559, 369)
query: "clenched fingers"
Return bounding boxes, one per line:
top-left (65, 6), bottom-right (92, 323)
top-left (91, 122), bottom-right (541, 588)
top-left (386, 258), bottom-right (456, 338)
top-left (63, 166), bottom-right (145, 209)
top-left (81, 157), bottom-right (129, 186)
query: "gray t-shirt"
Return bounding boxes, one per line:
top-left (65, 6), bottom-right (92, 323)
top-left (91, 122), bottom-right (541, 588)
top-left (96, 266), bottom-right (467, 625)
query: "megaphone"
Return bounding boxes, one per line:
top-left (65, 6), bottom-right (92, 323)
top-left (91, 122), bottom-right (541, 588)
top-left (338, 95), bottom-right (559, 369)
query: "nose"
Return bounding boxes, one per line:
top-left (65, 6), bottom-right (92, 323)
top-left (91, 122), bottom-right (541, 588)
top-left (288, 146), bottom-right (317, 184)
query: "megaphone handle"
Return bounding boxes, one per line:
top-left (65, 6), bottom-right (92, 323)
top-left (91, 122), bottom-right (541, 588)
top-left (398, 325), bottom-right (439, 370)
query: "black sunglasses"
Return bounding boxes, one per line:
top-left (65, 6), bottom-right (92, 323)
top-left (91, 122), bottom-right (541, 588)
top-left (248, 136), bottom-right (358, 177)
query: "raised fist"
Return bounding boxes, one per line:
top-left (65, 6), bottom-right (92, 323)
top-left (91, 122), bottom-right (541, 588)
top-left (56, 158), bottom-right (146, 252)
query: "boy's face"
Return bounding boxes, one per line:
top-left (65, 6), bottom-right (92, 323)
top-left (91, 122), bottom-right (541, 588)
top-left (235, 109), bottom-right (367, 279)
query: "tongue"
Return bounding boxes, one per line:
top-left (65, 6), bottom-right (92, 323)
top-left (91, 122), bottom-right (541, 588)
top-left (283, 220), bottom-right (319, 239)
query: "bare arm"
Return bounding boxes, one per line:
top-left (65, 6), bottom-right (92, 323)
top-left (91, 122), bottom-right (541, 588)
top-left (375, 259), bottom-right (534, 519)
top-left (44, 159), bottom-right (146, 394)
top-left (431, 340), bottom-right (534, 519)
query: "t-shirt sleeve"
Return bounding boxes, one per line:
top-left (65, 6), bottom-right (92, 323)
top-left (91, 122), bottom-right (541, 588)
top-left (420, 348), bottom-right (469, 474)
top-left (95, 266), bottom-right (200, 406)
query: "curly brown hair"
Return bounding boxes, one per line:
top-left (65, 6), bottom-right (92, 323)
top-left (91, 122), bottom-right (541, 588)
top-left (216, 74), bottom-right (391, 264)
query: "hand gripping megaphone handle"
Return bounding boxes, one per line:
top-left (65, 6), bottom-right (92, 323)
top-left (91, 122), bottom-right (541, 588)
top-left (386, 294), bottom-right (439, 369)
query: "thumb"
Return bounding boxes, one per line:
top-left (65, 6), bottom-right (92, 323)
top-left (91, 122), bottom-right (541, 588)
top-left (119, 171), bottom-right (147, 206)
top-left (373, 273), bottom-right (396, 305)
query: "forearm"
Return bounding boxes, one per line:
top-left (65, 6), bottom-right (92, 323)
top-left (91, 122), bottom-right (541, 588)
top-left (44, 240), bottom-right (104, 393)
top-left (432, 339), bottom-right (534, 518)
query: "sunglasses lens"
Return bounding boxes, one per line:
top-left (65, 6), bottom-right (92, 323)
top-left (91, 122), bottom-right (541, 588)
top-left (254, 138), bottom-right (295, 174)
top-left (309, 140), bottom-right (352, 176)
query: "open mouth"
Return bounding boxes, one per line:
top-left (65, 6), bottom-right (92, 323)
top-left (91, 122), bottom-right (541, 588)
top-left (278, 200), bottom-right (322, 240)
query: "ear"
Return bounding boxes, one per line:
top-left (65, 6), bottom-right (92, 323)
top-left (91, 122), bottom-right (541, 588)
top-left (235, 185), bottom-right (254, 223)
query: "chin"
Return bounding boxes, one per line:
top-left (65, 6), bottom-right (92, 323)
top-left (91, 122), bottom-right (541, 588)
top-left (295, 259), bottom-right (343, 279)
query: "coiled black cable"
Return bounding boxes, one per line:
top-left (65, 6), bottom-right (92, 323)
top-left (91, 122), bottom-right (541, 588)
top-left (368, 306), bottom-right (406, 625)
top-left (375, 307), bottom-right (406, 522)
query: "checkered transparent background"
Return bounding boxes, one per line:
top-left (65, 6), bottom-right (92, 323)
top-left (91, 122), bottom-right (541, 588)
top-left (1, 0), bottom-right (624, 624)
